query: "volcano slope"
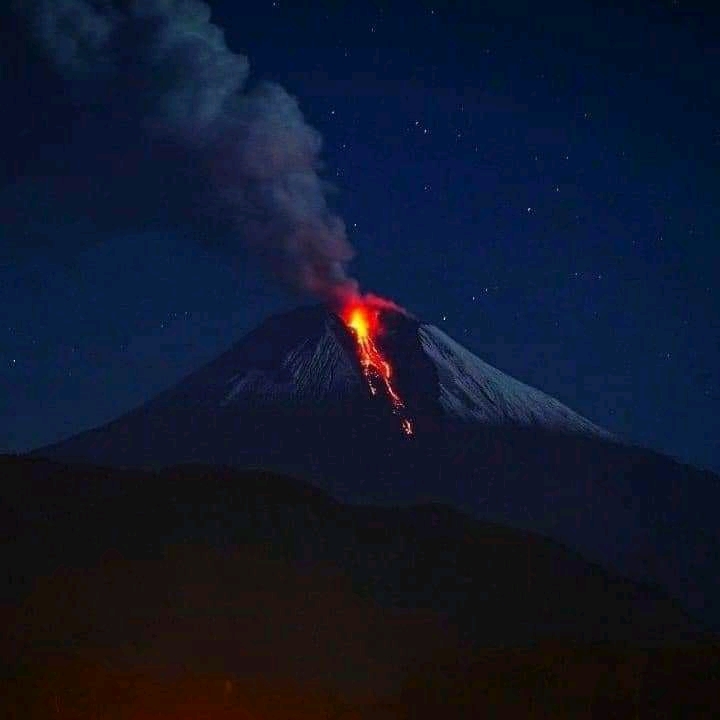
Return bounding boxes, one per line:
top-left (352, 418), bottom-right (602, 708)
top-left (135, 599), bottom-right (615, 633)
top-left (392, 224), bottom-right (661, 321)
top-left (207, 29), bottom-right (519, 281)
top-left (36, 304), bottom-right (720, 630)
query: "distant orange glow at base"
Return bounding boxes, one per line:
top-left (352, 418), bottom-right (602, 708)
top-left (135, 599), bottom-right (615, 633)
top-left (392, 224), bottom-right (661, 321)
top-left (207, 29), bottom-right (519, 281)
top-left (341, 297), bottom-right (414, 436)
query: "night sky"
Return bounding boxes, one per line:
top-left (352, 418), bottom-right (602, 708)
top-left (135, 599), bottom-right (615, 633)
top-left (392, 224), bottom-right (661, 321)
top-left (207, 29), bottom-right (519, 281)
top-left (1, 1), bottom-right (718, 472)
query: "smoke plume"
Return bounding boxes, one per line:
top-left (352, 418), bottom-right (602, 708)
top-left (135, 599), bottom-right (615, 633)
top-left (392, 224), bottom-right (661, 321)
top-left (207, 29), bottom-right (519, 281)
top-left (8, 0), bottom-right (358, 302)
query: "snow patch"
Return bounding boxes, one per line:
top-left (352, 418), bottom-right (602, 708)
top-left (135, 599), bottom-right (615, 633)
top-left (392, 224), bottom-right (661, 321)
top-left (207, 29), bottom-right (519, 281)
top-left (418, 324), bottom-right (611, 438)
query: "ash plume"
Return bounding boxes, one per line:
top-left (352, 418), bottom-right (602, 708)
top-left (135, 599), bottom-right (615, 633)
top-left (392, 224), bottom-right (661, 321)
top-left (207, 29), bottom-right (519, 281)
top-left (7, 0), bottom-right (358, 301)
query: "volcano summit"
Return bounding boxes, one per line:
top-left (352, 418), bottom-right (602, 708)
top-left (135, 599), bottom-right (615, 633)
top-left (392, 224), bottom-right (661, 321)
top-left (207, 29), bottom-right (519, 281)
top-left (37, 304), bottom-right (720, 629)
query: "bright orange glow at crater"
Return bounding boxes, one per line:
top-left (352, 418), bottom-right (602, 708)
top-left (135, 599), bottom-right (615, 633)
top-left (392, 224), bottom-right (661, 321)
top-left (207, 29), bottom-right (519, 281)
top-left (341, 298), bottom-right (414, 436)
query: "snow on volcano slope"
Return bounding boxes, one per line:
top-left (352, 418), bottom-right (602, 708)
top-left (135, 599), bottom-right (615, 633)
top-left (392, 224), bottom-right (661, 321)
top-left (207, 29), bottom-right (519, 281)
top-left (418, 324), bottom-right (611, 439)
top-left (219, 313), bottom-right (360, 409)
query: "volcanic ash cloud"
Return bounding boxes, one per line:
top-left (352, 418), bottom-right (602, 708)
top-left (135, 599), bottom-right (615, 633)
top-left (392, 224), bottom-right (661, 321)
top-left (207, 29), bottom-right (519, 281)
top-left (12, 0), bottom-right (358, 301)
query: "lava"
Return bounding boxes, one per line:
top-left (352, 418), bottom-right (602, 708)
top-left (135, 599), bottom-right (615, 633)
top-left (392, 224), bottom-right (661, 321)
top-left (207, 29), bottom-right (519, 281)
top-left (341, 298), bottom-right (414, 436)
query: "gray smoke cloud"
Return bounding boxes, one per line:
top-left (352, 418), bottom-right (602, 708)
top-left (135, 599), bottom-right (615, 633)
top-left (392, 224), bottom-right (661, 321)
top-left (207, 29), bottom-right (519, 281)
top-left (10, 0), bottom-right (358, 302)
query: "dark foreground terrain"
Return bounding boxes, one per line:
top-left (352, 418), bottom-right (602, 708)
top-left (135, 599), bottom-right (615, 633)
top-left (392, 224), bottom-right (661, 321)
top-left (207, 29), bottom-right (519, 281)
top-left (4, 641), bottom-right (720, 719)
top-left (2, 455), bottom-right (719, 717)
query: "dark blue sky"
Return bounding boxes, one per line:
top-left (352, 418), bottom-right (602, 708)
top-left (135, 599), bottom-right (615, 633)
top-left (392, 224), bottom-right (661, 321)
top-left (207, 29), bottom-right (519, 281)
top-left (1, 0), bottom-right (718, 471)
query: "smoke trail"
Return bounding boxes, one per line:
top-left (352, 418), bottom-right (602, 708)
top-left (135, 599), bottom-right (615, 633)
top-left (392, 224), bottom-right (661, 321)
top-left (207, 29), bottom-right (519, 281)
top-left (10, 0), bottom-right (358, 302)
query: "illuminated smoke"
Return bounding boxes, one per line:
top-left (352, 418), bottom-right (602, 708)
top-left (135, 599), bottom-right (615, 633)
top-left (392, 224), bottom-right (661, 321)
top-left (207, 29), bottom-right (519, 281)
top-left (11, 0), bottom-right (358, 300)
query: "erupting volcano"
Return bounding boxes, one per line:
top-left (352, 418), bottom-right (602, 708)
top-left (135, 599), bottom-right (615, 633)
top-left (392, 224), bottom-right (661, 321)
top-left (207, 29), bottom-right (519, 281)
top-left (36, 303), bottom-right (720, 629)
top-left (340, 297), bottom-right (414, 436)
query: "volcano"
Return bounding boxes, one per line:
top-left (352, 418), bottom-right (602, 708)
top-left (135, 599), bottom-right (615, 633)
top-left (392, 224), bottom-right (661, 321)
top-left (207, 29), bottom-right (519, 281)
top-left (36, 304), bottom-right (720, 629)
top-left (41, 303), bottom-right (610, 468)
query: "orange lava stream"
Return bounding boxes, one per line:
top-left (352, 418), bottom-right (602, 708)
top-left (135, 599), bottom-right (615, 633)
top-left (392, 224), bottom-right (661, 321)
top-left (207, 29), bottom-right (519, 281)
top-left (342, 301), bottom-right (414, 436)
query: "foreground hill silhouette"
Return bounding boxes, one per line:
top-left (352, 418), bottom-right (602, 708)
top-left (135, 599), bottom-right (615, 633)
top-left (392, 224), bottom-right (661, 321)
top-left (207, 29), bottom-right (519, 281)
top-left (1, 455), bottom-right (703, 646)
top-left (37, 305), bottom-right (720, 631)
top-left (3, 455), bottom-right (719, 717)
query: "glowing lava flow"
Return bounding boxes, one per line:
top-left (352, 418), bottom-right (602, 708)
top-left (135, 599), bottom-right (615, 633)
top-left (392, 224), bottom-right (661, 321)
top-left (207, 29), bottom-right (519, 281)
top-left (341, 300), bottom-right (414, 436)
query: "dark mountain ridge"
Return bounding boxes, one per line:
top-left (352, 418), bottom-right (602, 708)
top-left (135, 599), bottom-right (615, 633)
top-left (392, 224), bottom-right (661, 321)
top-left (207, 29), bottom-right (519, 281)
top-left (4, 455), bottom-right (720, 718)
top-left (1, 455), bottom-right (706, 648)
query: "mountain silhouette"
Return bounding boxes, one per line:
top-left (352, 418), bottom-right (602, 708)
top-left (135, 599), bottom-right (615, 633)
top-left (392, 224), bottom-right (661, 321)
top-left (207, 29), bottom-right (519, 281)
top-left (2, 456), bottom-right (702, 648)
top-left (34, 304), bottom-right (720, 630)
top-left (3, 455), bottom-right (717, 717)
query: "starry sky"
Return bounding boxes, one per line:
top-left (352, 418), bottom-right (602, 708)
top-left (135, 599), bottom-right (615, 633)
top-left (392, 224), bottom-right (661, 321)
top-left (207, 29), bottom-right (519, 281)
top-left (1, 0), bottom-right (718, 472)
